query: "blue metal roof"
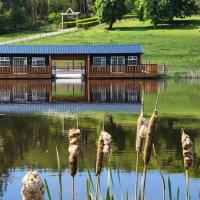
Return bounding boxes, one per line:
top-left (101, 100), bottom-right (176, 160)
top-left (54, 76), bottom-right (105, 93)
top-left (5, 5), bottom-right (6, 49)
top-left (0, 44), bottom-right (144, 55)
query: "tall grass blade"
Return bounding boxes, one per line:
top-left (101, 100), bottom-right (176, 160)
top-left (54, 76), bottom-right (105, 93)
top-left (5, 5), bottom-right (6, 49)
top-left (108, 165), bottom-right (114, 187)
top-left (176, 187), bottom-right (180, 200)
top-left (153, 143), bottom-right (165, 200)
top-left (56, 146), bottom-right (62, 200)
top-left (44, 178), bottom-right (52, 200)
top-left (87, 178), bottom-right (90, 198)
top-left (87, 167), bottom-right (95, 192)
top-left (117, 168), bottom-right (121, 186)
top-left (106, 186), bottom-right (110, 200)
top-left (126, 191), bottom-right (129, 200)
top-left (168, 177), bottom-right (172, 200)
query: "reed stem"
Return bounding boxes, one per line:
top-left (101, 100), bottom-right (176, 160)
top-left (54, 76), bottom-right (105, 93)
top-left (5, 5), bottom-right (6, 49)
top-left (72, 176), bottom-right (75, 200)
top-left (76, 114), bottom-right (79, 129)
top-left (185, 169), bottom-right (190, 200)
top-left (135, 152), bottom-right (139, 200)
top-left (153, 143), bottom-right (165, 200)
top-left (140, 82), bottom-right (144, 114)
top-left (154, 88), bottom-right (161, 111)
top-left (141, 164), bottom-right (147, 200)
top-left (95, 175), bottom-right (100, 200)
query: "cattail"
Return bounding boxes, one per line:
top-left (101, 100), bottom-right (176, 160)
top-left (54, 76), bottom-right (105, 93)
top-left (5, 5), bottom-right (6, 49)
top-left (95, 130), bottom-right (112, 176)
top-left (181, 129), bottom-right (193, 170)
top-left (141, 88), bottom-right (160, 200)
top-left (68, 128), bottom-right (82, 177)
top-left (136, 115), bottom-right (148, 153)
top-left (143, 111), bottom-right (158, 165)
top-left (21, 170), bottom-right (45, 200)
top-left (181, 129), bottom-right (193, 200)
top-left (135, 83), bottom-right (147, 200)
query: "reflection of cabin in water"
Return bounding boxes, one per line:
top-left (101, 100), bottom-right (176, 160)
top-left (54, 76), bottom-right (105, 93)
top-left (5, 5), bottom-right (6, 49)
top-left (0, 79), bottom-right (163, 103)
top-left (0, 45), bottom-right (165, 79)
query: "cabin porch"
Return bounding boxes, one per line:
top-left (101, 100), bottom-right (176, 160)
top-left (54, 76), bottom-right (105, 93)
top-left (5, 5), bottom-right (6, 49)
top-left (88, 63), bottom-right (163, 78)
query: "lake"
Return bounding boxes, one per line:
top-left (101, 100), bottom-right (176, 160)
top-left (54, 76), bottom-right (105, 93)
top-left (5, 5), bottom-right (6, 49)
top-left (0, 78), bottom-right (200, 200)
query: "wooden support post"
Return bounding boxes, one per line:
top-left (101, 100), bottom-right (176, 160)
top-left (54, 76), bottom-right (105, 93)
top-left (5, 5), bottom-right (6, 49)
top-left (87, 55), bottom-right (90, 78)
top-left (49, 55), bottom-right (52, 78)
top-left (86, 79), bottom-right (90, 103)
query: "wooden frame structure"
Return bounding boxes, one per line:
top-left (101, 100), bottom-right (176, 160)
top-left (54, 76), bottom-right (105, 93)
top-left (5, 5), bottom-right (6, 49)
top-left (60, 8), bottom-right (80, 30)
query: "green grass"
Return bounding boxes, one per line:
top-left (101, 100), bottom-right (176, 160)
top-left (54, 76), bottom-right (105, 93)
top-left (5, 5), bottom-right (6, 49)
top-left (0, 24), bottom-right (60, 42)
top-left (21, 16), bottom-right (200, 75)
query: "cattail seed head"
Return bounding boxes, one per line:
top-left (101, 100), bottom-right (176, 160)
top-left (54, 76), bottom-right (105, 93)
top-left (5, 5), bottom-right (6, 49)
top-left (68, 128), bottom-right (81, 177)
top-left (21, 170), bottom-right (45, 200)
top-left (136, 112), bottom-right (148, 153)
top-left (96, 130), bottom-right (112, 176)
top-left (181, 129), bottom-right (193, 170)
top-left (143, 111), bottom-right (158, 165)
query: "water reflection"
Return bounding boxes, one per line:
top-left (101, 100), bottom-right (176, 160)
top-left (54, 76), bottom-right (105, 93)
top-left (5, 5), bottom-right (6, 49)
top-left (0, 79), bottom-right (164, 103)
top-left (0, 114), bottom-right (200, 199)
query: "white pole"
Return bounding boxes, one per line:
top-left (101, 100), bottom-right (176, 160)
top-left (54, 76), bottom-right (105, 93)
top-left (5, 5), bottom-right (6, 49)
top-left (62, 14), bottom-right (64, 30)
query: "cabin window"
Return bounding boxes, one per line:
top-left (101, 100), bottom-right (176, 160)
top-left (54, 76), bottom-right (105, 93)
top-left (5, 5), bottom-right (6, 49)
top-left (93, 57), bottom-right (106, 66)
top-left (128, 56), bottom-right (138, 65)
top-left (111, 57), bottom-right (125, 66)
top-left (13, 57), bottom-right (27, 66)
top-left (32, 57), bottom-right (45, 66)
top-left (0, 57), bottom-right (10, 66)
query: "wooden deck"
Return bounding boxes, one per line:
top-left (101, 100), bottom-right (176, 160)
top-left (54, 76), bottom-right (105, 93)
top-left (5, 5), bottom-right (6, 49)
top-left (88, 64), bottom-right (164, 78)
top-left (0, 63), bottom-right (165, 79)
top-left (0, 65), bottom-right (52, 79)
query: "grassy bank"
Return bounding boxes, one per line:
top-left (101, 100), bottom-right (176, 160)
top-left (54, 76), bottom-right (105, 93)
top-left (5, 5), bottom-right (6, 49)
top-left (0, 24), bottom-right (60, 42)
top-left (21, 16), bottom-right (200, 75)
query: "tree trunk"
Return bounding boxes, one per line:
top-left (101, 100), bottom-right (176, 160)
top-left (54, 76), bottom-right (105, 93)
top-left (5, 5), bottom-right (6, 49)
top-left (108, 20), bottom-right (114, 30)
top-left (168, 17), bottom-right (174, 24)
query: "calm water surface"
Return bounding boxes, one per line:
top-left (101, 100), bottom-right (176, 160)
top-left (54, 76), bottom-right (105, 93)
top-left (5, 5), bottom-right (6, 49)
top-left (0, 78), bottom-right (200, 200)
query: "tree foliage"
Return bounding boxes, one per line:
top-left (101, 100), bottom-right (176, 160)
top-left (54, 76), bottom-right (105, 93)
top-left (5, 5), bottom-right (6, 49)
top-left (95, 0), bottom-right (126, 29)
top-left (135, 0), bottom-right (199, 27)
top-left (0, 0), bottom-right (94, 32)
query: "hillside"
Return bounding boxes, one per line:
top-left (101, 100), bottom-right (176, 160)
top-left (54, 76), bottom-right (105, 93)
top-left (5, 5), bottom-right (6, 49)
top-left (21, 16), bottom-right (200, 75)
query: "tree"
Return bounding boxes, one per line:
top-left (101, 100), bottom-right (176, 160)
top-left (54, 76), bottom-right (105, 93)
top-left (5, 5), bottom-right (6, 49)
top-left (95, 0), bottom-right (126, 29)
top-left (125, 0), bottom-right (135, 13)
top-left (136, 0), bottom-right (199, 27)
top-left (143, 0), bottom-right (160, 27)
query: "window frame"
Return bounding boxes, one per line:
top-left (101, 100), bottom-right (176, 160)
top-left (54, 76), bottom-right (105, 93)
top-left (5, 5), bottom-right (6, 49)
top-left (128, 56), bottom-right (138, 66)
top-left (32, 57), bottom-right (46, 67)
top-left (13, 57), bottom-right (27, 66)
top-left (93, 57), bottom-right (107, 67)
top-left (0, 57), bottom-right (10, 67)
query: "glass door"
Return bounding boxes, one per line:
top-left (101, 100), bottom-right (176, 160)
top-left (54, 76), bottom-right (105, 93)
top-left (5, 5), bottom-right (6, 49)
top-left (13, 57), bottom-right (27, 73)
top-left (111, 57), bottom-right (125, 72)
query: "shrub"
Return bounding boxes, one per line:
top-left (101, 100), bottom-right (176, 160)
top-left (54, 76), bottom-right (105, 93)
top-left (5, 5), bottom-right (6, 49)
top-left (63, 17), bottom-right (99, 29)
top-left (77, 20), bottom-right (99, 29)
top-left (63, 21), bottom-right (77, 28)
top-left (48, 12), bottom-right (60, 24)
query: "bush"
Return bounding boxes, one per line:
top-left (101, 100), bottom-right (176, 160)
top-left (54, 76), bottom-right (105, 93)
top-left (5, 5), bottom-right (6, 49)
top-left (124, 13), bottom-right (137, 19)
top-left (77, 20), bottom-right (99, 29)
top-left (63, 21), bottom-right (77, 28)
top-left (63, 17), bottom-right (99, 29)
top-left (77, 17), bottom-right (98, 23)
top-left (48, 12), bottom-right (60, 24)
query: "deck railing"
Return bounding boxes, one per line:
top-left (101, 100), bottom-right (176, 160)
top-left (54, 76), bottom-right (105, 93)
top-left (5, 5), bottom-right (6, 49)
top-left (91, 64), bottom-right (158, 74)
top-left (0, 65), bottom-right (51, 74)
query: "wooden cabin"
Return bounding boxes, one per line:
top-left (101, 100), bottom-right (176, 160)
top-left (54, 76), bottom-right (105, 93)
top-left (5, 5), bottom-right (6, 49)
top-left (0, 44), bottom-right (165, 79)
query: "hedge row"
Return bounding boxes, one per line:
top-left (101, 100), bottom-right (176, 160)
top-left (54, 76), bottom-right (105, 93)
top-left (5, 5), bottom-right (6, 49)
top-left (63, 17), bottom-right (98, 28)
top-left (77, 20), bottom-right (99, 29)
top-left (124, 14), bottom-right (137, 19)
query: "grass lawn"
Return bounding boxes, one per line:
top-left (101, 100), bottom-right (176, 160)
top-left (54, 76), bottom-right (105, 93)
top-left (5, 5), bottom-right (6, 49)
top-left (0, 24), bottom-right (60, 42)
top-left (22, 16), bottom-right (200, 75)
